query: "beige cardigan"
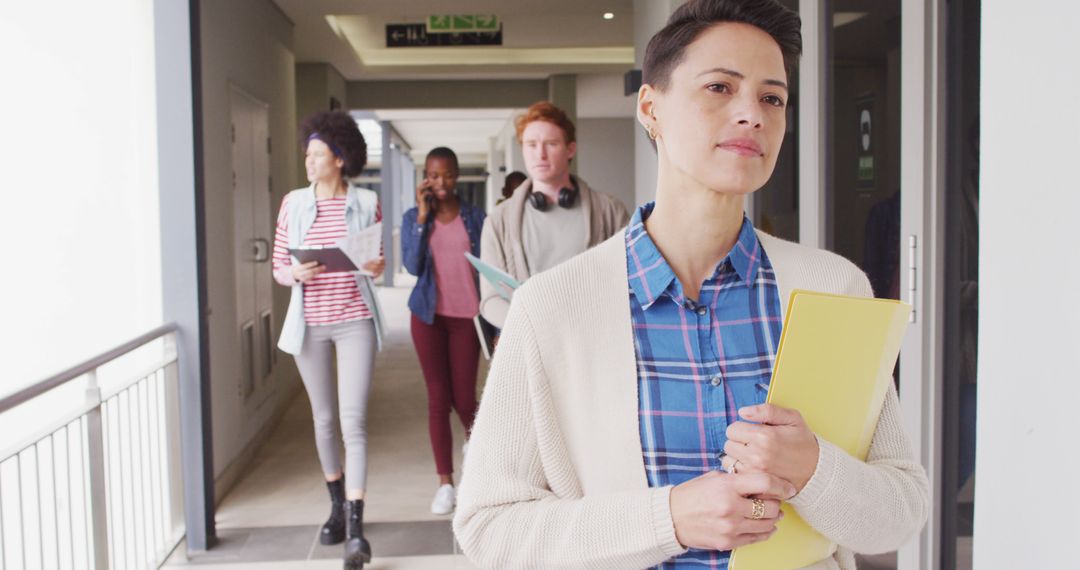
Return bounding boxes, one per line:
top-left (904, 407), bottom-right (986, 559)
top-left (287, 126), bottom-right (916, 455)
top-left (454, 231), bottom-right (929, 569)
top-left (478, 175), bottom-right (630, 328)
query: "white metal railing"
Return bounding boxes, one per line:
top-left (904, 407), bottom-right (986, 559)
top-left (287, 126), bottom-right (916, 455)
top-left (0, 324), bottom-right (184, 569)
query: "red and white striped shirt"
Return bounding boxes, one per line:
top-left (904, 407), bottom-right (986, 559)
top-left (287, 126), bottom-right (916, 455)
top-left (272, 193), bottom-right (382, 326)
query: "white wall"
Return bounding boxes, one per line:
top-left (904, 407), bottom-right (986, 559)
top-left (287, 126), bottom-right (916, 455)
top-left (0, 0), bottom-right (161, 386)
top-left (974, 2), bottom-right (1080, 566)
top-left (199, 0), bottom-right (300, 481)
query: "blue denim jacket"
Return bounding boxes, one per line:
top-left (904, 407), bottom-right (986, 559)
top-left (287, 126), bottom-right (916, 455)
top-left (401, 201), bottom-right (486, 324)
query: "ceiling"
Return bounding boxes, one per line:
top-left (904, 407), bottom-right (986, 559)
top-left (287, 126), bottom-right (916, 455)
top-left (272, 1), bottom-right (637, 168)
top-left (371, 108), bottom-right (520, 167)
top-left (272, 0), bottom-right (635, 80)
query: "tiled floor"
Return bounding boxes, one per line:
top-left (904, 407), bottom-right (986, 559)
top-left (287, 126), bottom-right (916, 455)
top-left (166, 275), bottom-right (485, 568)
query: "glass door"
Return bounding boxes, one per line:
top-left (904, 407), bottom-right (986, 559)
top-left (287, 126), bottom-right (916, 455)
top-left (799, 1), bottom-right (950, 568)
top-left (824, 4), bottom-right (904, 566)
top-left (826, 1), bottom-right (903, 299)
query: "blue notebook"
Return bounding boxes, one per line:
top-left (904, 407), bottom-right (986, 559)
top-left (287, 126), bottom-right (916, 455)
top-left (464, 253), bottom-right (520, 301)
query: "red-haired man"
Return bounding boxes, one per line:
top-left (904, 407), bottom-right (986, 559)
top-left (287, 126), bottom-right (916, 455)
top-left (480, 101), bottom-right (630, 327)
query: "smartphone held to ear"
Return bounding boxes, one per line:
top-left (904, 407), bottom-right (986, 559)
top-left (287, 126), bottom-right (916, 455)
top-left (419, 178), bottom-right (436, 209)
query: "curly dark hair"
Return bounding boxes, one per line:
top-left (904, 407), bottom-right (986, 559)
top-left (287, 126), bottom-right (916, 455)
top-left (299, 110), bottom-right (368, 177)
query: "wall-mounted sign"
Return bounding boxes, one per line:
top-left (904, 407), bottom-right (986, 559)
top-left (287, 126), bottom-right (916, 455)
top-left (386, 23), bottom-right (502, 48)
top-left (426, 15), bottom-right (499, 33)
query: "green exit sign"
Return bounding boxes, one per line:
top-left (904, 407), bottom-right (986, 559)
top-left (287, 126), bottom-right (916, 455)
top-left (426, 15), bottom-right (499, 33)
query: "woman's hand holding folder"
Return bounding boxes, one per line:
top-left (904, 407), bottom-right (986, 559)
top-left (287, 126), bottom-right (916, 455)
top-left (721, 404), bottom-right (820, 493)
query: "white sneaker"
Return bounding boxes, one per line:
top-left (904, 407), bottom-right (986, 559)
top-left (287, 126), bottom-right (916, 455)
top-left (431, 484), bottom-right (455, 515)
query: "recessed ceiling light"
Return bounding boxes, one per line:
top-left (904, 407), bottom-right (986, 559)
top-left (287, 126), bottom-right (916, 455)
top-left (603, 12), bottom-right (615, 20)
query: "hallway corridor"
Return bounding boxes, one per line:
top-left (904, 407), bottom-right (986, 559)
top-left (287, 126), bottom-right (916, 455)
top-left (165, 275), bottom-right (485, 568)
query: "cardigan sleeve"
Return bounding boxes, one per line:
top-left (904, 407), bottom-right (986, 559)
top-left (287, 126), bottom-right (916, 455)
top-left (787, 382), bottom-right (930, 554)
top-left (453, 295), bottom-right (686, 569)
top-left (784, 257), bottom-right (929, 553)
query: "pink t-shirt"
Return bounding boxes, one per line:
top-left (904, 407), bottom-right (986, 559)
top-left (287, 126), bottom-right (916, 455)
top-left (430, 215), bottom-right (480, 318)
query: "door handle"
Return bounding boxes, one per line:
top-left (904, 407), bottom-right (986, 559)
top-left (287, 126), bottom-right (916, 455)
top-left (908, 235), bottom-right (917, 323)
top-left (252, 238), bottom-right (270, 262)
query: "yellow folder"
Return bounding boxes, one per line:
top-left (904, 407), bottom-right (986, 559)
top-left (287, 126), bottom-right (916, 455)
top-left (729, 290), bottom-right (911, 570)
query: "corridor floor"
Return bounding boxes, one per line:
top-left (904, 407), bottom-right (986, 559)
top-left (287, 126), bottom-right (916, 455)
top-left (165, 275), bottom-right (484, 569)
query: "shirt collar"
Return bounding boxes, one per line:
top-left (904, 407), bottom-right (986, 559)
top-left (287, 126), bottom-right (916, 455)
top-left (625, 202), bottom-right (762, 310)
top-left (727, 215), bottom-right (763, 287)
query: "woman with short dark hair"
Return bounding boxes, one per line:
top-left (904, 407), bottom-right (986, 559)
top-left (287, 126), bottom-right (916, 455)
top-left (272, 110), bottom-right (384, 569)
top-left (454, 1), bottom-right (928, 568)
top-left (400, 146), bottom-right (486, 516)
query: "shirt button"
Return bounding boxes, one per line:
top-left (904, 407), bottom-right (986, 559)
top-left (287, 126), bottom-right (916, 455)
top-left (696, 306), bottom-right (707, 316)
top-left (710, 375), bottom-right (722, 387)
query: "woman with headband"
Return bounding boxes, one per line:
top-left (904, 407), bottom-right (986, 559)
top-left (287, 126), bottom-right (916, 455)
top-left (272, 110), bottom-right (385, 569)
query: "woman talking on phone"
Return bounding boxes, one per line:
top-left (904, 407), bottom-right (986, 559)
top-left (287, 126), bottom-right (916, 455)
top-left (401, 147), bottom-right (486, 516)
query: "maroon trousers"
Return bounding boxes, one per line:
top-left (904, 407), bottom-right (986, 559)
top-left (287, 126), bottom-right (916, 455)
top-left (410, 314), bottom-right (480, 475)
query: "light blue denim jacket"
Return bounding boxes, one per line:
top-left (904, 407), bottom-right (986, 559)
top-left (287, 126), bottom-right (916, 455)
top-left (277, 184), bottom-right (386, 355)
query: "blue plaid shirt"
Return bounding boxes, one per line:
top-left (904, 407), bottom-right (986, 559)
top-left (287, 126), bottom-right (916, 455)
top-left (626, 203), bottom-right (783, 569)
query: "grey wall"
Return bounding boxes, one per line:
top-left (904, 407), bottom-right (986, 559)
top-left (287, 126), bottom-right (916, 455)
top-left (576, 118), bottom-right (637, 214)
top-left (295, 63), bottom-right (348, 186)
top-left (327, 65), bottom-right (347, 107)
top-left (548, 75), bottom-right (578, 176)
top-left (632, 0), bottom-right (687, 206)
top-left (199, 0), bottom-right (299, 483)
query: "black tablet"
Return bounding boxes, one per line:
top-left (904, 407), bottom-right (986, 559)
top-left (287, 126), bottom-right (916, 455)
top-left (289, 246), bottom-right (358, 273)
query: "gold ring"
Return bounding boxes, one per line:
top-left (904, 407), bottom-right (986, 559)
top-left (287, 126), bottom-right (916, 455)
top-left (750, 498), bottom-right (766, 520)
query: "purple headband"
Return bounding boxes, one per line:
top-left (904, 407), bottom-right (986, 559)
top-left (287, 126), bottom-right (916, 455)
top-left (306, 133), bottom-right (344, 159)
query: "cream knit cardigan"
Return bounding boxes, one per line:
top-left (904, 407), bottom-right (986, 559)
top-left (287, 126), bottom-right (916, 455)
top-left (453, 231), bottom-right (930, 570)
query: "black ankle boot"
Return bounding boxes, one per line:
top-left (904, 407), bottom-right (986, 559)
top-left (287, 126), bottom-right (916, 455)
top-left (343, 499), bottom-right (371, 569)
top-left (320, 479), bottom-right (346, 545)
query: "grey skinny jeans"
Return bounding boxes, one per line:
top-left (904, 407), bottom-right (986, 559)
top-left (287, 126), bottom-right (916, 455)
top-left (293, 318), bottom-right (376, 492)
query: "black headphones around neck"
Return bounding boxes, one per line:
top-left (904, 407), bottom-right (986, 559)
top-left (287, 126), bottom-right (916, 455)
top-left (528, 179), bottom-right (578, 211)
